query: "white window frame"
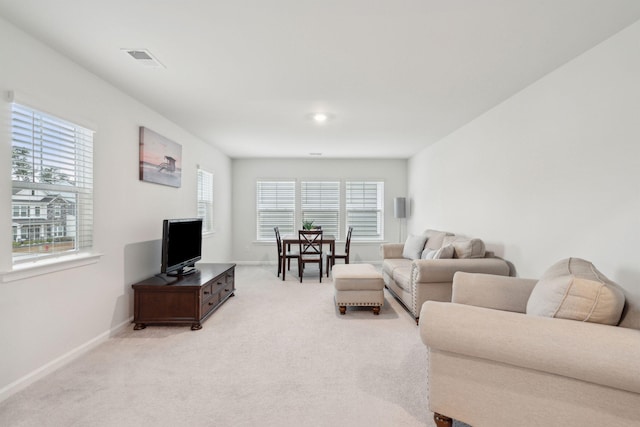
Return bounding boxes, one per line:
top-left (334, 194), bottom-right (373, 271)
top-left (256, 180), bottom-right (296, 241)
top-left (197, 168), bottom-right (214, 234)
top-left (345, 181), bottom-right (384, 241)
top-left (300, 181), bottom-right (340, 237)
top-left (10, 103), bottom-right (94, 264)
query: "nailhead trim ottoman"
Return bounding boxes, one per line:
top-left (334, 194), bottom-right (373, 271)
top-left (332, 264), bottom-right (384, 315)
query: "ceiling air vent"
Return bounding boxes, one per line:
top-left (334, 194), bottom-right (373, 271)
top-left (122, 49), bottom-right (165, 68)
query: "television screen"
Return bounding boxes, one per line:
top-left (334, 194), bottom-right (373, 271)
top-left (161, 218), bottom-right (203, 276)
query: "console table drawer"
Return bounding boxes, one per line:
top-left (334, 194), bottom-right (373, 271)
top-left (219, 286), bottom-right (234, 302)
top-left (201, 294), bottom-right (220, 314)
top-left (213, 275), bottom-right (228, 287)
top-left (201, 283), bottom-right (215, 302)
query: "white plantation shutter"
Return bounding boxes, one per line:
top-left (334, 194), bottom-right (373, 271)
top-left (11, 103), bottom-right (94, 263)
top-left (346, 181), bottom-right (384, 241)
top-left (256, 180), bottom-right (295, 240)
top-left (301, 181), bottom-right (340, 236)
top-left (197, 169), bottom-right (214, 233)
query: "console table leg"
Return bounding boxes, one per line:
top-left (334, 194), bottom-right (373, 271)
top-left (133, 323), bottom-right (146, 330)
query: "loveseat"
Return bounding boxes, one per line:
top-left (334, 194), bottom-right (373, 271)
top-left (419, 258), bottom-right (640, 427)
top-left (380, 229), bottom-right (510, 322)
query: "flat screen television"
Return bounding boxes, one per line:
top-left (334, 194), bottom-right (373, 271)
top-left (161, 218), bottom-right (203, 276)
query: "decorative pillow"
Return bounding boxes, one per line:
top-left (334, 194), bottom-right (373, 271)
top-left (442, 236), bottom-right (486, 258)
top-left (526, 258), bottom-right (626, 325)
top-left (421, 244), bottom-right (455, 260)
top-left (402, 233), bottom-right (429, 260)
top-left (423, 229), bottom-right (454, 251)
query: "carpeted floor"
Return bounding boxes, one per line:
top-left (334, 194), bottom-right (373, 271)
top-left (0, 265), bottom-right (466, 427)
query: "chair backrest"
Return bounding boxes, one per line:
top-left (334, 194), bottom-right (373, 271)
top-left (299, 230), bottom-right (323, 255)
top-left (344, 226), bottom-right (353, 253)
top-left (274, 226), bottom-right (282, 255)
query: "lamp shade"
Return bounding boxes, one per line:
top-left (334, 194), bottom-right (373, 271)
top-left (394, 197), bottom-right (406, 219)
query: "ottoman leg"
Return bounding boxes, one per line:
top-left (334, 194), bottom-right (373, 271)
top-left (339, 306), bottom-right (346, 315)
top-left (373, 306), bottom-right (380, 315)
top-left (434, 413), bottom-right (453, 427)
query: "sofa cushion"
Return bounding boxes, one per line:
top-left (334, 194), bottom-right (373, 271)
top-left (423, 229), bottom-right (453, 251)
top-left (382, 258), bottom-right (412, 277)
top-left (392, 266), bottom-right (412, 292)
top-left (526, 258), bottom-right (625, 325)
top-left (442, 236), bottom-right (486, 258)
top-left (402, 233), bottom-right (429, 259)
top-left (421, 244), bottom-right (455, 260)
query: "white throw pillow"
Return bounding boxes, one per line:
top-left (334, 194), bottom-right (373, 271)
top-left (402, 233), bottom-right (429, 260)
top-left (421, 244), bottom-right (455, 260)
top-left (526, 258), bottom-right (625, 325)
top-left (421, 249), bottom-right (436, 259)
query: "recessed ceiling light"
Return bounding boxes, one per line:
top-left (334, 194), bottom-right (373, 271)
top-left (307, 112), bottom-right (334, 124)
top-left (312, 113), bottom-right (328, 123)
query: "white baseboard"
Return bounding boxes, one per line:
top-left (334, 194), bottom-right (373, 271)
top-left (231, 260), bottom-right (268, 266)
top-left (0, 317), bottom-right (133, 403)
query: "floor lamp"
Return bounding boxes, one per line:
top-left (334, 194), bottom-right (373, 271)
top-left (394, 197), bottom-right (407, 243)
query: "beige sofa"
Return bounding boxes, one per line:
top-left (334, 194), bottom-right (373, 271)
top-left (380, 229), bottom-right (510, 322)
top-left (419, 260), bottom-right (640, 427)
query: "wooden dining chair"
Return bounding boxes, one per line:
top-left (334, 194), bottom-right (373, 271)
top-left (298, 229), bottom-right (324, 282)
top-left (326, 226), bottom-right (353, 277)
top-left (274, 227), bottom-right (298, 279)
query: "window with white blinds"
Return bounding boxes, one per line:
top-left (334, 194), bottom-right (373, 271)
top-left (301, 181), bottom-right (340, 237)
top-left (346, 181), bottom-right (384, 241)
top-left (11, 103), bottom-right (94, 263)
top-left (256, 180), bottom-right (295, 240)
top-left (197, 168), bottom-right (214, 233)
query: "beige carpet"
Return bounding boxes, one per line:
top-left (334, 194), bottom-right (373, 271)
top-left (0, 265), bottom-right (447, 427)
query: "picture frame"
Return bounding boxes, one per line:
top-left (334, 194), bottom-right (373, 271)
top-left (139, 126), bottom-right (182, 188)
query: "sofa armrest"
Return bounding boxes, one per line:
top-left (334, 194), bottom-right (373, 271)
top-left (380, 243), bottom-right (404, 259)
top-left (412, 258), bottom-right (510, 284)
top-left (451, 272), bottom-right (538, 313)
top-left (419, 301), bottom-right (640, 394)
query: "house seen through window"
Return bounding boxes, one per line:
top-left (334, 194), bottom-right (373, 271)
top-left (11, 103), bottom-right (94, 263)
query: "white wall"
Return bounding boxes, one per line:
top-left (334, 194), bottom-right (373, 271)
top-left (0, 17), bottom-right (232, 398)
top-left (232, 158), bottom-right (407, 264)
top-left (408, 21), bottom-right (640, 294)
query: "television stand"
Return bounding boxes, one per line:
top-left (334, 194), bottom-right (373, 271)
top-left (132, 263), bottom-right (235, 330)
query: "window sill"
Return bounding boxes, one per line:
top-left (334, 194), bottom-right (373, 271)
top-left (2, 252), bottom-right (103, 283)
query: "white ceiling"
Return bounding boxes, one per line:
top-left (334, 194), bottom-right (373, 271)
top-left (1, 1), bottom-right (640, 159)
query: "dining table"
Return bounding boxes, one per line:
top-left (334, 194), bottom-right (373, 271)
top-left (280, 233), bottom-right (335, 280)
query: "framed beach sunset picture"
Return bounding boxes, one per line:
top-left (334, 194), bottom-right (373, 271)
top-left (139, 127), bottom-right (182, 188)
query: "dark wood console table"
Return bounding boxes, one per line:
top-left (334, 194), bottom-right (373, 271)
top-left (132, 263), bottom-right (236, 330)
